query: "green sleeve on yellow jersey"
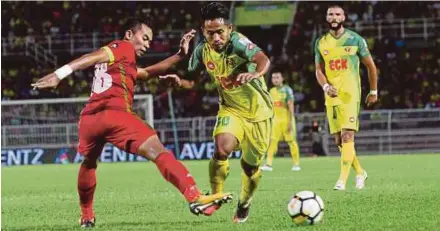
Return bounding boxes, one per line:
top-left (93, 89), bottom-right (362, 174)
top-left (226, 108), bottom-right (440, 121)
top-left (231, 32), bottom-right (262, 61)
top-left (285, 86), bottom-right (294, 102)
top-left (314, 37), bottom-right (323, 64)
top-left (357, 35), bottom-right (370, 58)
top-left (188, 42), bottom-right (204, 73)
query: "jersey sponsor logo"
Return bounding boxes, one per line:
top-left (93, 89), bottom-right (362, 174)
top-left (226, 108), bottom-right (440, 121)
top-left (273, 101), bottom-right (284, 107)
top-left (111, 43), bottom-right (118, 49)
top-left (349, 117), bottom-right (355, 123)
top-left (216, 75), bottom-right (244, 90)
top-left (345, 47), bottom-right (351, 52)
top-left (207, 61), bottom-right (215, 70)
top-left (323, 50), bottom-right (329, 56)
top-left (329, 59), bottom-right (348, 71)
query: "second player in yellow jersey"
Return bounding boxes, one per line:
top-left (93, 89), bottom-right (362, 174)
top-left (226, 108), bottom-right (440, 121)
top-left (261, 71), bottom-right (300, 172)
top-left (315, 4), bottom-right (378, 191)
top-left (187, 3), bottom-right (272, 223)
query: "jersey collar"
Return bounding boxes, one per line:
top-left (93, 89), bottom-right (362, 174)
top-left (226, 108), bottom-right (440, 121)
top-left (328, 28), bottom-right (346, 40)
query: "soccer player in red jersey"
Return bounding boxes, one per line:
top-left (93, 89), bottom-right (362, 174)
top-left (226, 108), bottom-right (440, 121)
top-left (32, 18), bottom-right (232, 228)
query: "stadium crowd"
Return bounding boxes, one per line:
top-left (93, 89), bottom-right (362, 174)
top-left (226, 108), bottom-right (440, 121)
top-left (2, 1), bottom-right (440, 119)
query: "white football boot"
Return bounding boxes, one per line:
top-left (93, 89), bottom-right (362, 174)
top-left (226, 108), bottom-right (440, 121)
top-left (355, 171), bottom-right (368, 189)
top-left (291, 165), bottom-right (301, 171)
top-left (260, 165), bottom-right (273, 172)
top-left (333, 180), bottom-right (346, 190)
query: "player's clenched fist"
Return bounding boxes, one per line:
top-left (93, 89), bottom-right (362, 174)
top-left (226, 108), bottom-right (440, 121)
top-left (365, 91), bottom-right (378, 107)
top-left (31, 73), bottom-right (61, 89)
top-left (323, 83), bottom-right (338, 97)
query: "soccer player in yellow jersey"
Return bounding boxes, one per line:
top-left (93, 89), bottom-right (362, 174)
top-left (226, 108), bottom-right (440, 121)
top-left (314, 5), bottom-right (378, 190)
top-left (261, 71), bottom-right (300, 172)
top-left (187, 3), bottom-right (272, 223)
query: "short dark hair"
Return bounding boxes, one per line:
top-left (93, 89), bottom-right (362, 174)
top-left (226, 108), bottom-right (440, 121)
top-left (200, 2), bottom-right (230, 24)
top-left (120, 18), bottom-right (151, 39)
top-left (327, 4), bottom-right (345, 14)
top-left (271, 67), bottom-right (284, 76)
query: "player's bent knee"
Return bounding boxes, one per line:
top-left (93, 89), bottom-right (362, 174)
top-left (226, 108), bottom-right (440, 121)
top-left (341, 131), bottom-right (354, 143)
top-left (241, 159), bottom-right (259, 177)
top-left (213, 147), bottom-right (231, 161)
top-left (81, 156), bottom-right (97, 169)
top-left (138, 135), bottom-right (168, 161)
top-left (214, 134), bottom-right (237, 160)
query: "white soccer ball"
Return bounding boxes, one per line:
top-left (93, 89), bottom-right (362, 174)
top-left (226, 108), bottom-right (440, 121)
top-left (287, 191), bottom-right (324, 225)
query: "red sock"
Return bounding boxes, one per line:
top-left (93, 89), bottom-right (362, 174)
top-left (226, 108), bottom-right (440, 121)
top-left (154, 152), bottom-right (200, 202)
top-left (78, 164), bottom-right (97, 220)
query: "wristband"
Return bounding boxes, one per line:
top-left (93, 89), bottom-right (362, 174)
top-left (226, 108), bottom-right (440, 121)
top-left (322, 83), bottom-right (330, 92)
top-left (369, 90), bottom-right (378, 95)
top-left (54, 65), bottom-right (73, 80)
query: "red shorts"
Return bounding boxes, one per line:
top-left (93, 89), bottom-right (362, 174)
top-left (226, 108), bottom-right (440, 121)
top-left (77, 110), bottom-right (156, 157)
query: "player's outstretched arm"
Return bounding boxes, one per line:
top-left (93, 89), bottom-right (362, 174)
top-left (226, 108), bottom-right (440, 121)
top-left (137, 29), bottom-right (196, 80)
top-left (31, 49), bottom-right (110, 89)
top-left (315, 62), bottom-right (338, 97)
top-left (362, 55), bottom-right (378, 107)
top-left (236, 51), bottom-right (270, 84)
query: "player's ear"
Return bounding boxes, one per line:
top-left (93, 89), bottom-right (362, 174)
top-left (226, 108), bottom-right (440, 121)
top-left (125, 30), bottom-right (134, 40)
top-left (200, 26), bottom-right (207, 37)
top-left (227, 24), bottom-right (233, 31)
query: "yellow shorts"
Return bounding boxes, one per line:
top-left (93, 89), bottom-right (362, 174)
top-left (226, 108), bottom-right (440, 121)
top-left (326, 102), bottom-right (360, 134)
top-left (271, 117), bottom-right (297, 142)
top-left (213, 110), bottom-right (272, 166)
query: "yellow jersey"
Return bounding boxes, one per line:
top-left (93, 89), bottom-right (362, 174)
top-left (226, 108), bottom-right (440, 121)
top-left (188, 31), bottom-right (273, 122)
top-left (314, 29), bottom-right (371, 106)
top-left (270, 85), bottom-right (294, 121)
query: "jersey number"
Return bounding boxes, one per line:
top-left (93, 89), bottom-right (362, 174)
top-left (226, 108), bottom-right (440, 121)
top-left (216, 116), bottom-right (231, 127)
top-left (92, 63), bottom-right (112, 94)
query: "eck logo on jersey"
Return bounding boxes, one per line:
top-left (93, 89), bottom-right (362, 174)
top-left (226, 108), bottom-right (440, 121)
top-left (273, 101), bottom-right (284, 107)
top-left (216, 74), bottom-right (244, 90)
top-left (329, 59), bottom-right (348, 71)
top-left (273, 92), bottom-right (287, 107)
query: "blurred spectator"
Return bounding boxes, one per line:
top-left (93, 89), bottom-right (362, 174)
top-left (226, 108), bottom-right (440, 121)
top-left (1, 1), bottom-right (439, 119)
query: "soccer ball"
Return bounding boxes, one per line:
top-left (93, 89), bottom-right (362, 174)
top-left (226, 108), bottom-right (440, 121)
top-left (287, 191), bottom-right (324, 225)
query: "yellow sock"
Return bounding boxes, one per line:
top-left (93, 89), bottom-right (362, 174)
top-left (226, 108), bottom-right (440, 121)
top-left (341, 144), bottom-right (364, 175)
top-left (265, 139), bottom-right (278, 166)
top-left (239, 169), bottom-right (262, 206)
top-left (208, 158), bottom-right (230, 194)
top-left (339, 142), bottom-right (355, 184)
top-left (352, 155), bottom-right (364, 175)
top-left (288, 141), bottom-right (300, 166)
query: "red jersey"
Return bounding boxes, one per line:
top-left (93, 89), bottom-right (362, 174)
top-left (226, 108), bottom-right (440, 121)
top-left (81, 40), bottom-right (138, 115)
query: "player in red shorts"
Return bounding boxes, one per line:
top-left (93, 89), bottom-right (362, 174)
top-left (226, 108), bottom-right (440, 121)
top-left (31, 18), bottom-right (232, 228)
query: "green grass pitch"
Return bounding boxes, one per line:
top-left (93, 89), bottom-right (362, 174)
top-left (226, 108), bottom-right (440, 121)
top-left (2, 154), bottom-right (440, 230)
